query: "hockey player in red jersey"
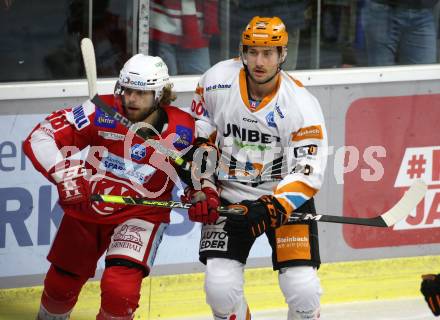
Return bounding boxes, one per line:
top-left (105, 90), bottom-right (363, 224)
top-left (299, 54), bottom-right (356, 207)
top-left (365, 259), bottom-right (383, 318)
top-left (184, 16), bottom-right (328, 320)
top-left (23, 54), bottom-right (195, 319)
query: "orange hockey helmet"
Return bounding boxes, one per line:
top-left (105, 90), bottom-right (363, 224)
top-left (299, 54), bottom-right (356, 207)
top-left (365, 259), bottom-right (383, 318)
top-left (241, 16), bottom-right (288, 47)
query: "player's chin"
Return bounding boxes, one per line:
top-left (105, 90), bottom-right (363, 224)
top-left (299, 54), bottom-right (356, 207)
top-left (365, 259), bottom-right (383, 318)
top-left (254, 76), bottom-right (271, 85)
top-left (126, 111), bottom-right (142, 122)
top-left (250, 73), bottom-right (267, 84)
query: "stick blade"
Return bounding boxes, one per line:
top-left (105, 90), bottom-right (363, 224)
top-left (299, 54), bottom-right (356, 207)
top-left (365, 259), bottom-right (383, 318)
top-left (80, 38), bottom-right (97, 98)
top-left (380, 180), bottom-right (427, 227)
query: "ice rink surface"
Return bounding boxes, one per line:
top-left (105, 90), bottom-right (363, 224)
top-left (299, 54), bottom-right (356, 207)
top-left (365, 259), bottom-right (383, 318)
top-left (176, 297), bottom-right (435, 320)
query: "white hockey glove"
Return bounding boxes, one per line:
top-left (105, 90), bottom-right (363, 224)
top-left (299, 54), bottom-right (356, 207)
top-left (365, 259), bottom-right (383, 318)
top-left (50, 159), bottom-right (90, 208)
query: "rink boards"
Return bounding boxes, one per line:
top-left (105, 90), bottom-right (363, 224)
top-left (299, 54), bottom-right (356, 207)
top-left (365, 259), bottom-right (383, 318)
top-left (0, 65), bottom-right (440, 289)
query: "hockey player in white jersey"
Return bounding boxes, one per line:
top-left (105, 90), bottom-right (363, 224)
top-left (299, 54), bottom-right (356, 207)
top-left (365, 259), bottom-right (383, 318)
top-left (183, 16), bottom-right (328, 320)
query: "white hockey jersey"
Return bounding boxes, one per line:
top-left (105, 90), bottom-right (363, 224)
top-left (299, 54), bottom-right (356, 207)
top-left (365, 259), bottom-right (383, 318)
top-left (189, 58), bottom-right (328, 213)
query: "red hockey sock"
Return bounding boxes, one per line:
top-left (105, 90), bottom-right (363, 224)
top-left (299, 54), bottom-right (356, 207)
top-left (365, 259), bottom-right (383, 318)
top-left (41, 265), bottom-right (87, 314)
top-left (97, 266), bottom-right (144, 319)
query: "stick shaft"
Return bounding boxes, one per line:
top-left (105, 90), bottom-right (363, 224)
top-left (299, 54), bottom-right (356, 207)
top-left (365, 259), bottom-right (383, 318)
top-left (91, 180), bottom-right (427, 227)
top-left (80, 38), bottom-right (97, 98)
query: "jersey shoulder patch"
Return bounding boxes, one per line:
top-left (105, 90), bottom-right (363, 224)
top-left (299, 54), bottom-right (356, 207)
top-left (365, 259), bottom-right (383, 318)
top-left (66, 100), bottom-right (95, 131)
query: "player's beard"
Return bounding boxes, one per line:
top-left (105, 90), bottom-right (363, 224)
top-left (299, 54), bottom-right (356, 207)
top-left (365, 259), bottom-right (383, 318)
top-left (124, 99), bottom-right (156, 122)
top-left (127, 109), bottom-right (151, 122)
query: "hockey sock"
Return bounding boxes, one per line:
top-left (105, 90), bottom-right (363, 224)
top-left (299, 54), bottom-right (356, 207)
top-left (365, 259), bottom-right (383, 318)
top-left (213, 298), bottom-right (251, 320)
top-left (97, 266), bottom-right (144, 319)
top-left (39, 265), bottom-right (87, 319)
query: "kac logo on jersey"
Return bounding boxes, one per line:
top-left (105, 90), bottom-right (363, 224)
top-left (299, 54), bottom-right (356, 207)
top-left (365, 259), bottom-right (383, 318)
top-left (174, 125), bottom-right (193, 149)
top-left (131, 144), bottom-right (147, 161)
top-left (266, 111), bottom-right (277, 128)
top-left (94, 108), bottom-right (117, 128)
top-left (72, 105), bottom-right (90, 130)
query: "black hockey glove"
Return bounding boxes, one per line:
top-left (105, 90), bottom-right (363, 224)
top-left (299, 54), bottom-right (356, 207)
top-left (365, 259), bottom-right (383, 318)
top-left (421, 274), bottom-right (440, 316)
top-left (224, 195), bottom-right (289, 238)
top-left (176, 137), bottom-right (218, 187)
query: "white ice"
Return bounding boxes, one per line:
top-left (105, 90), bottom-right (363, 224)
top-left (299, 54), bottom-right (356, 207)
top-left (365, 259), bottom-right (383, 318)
top-left (176, 297), bottom-right (435, 320)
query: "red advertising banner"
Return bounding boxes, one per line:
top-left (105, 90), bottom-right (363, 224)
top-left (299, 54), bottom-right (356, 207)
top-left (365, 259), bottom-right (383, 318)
top-left (343, 94), bottom-right (440, 248)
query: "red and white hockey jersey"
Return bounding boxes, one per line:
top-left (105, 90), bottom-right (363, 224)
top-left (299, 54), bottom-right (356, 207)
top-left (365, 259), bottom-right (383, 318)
top-left (23, 95), bottom-right (195, 224)
top-left (188, 59), bottom-right (328, 213)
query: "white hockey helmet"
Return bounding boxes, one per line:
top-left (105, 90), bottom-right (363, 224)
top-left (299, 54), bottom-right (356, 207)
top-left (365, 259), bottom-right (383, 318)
top-left (117, 54), bottom-right (171, 101)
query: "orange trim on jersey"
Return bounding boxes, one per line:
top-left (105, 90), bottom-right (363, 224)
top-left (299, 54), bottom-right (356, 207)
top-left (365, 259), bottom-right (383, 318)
top-left (195, 85), bottom-right (204, 100)
top-left (275, 181), bottom-right (317, 213)
top-left (291, 125), bottom-right (324, 142)
top-left (195, 86), bottom-right (204, 95)
top-left (195, 86), bottom-right (205, 105)
top-left (288, 74), bottom-right (304, 87)
top-left (275, 181), bottom-right (317, 198)
top-left (277, 198), bottom-right (294, 214)
top-left (238, 68), bottom-right (281, 113)
top-left (208, 131), bottom-right (217, 143)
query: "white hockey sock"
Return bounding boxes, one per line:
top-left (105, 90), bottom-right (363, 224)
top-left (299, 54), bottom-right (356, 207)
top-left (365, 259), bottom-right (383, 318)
top-left (288, 307), bottom-right (320, 320)
top-left (36, 304), bottom-right (72, 320)
top-left (212, 297), bottom-right (251, 320)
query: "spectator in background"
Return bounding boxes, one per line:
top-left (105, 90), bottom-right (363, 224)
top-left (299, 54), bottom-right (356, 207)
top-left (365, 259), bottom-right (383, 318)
top-left (45, 0), bottom-right (130, 78)
top-left (149, 0), bottom-right (219, 75)
top-left (1, 0), bottom-right (14, 10)
top-left (362, 0), bottom-right (439, 66)
top-left (229, 0), bottom-right (310, 70)
top-left (321, 0), bottom-right (361, 67)
top-left (91, 0), bottom-right (129, 76)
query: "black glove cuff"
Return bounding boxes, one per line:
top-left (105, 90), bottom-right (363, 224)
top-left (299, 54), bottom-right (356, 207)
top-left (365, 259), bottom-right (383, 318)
top-left (258, 195), bottom-right (287, 228)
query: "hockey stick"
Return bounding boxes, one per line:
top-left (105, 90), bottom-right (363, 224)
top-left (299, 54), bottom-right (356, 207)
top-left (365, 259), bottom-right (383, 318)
top-left (81, 38), bottom-right (98, 98)
top-left (80, 38), bottom-right (190, 170)
top-left (90, 180), bottom-right (427, 227)
top-left (90, 194), bottom-right (243, 214)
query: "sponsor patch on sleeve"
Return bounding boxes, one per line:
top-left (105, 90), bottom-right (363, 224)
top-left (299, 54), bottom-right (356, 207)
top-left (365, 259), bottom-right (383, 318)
top-left (72, 105), bottom-right (90, 130)
top-left (293, 144), bottom-right (318, 158)
top-left (291, 125), bottom-right (323, 141)
top-left (94, 108), bottom-right (117, 128)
